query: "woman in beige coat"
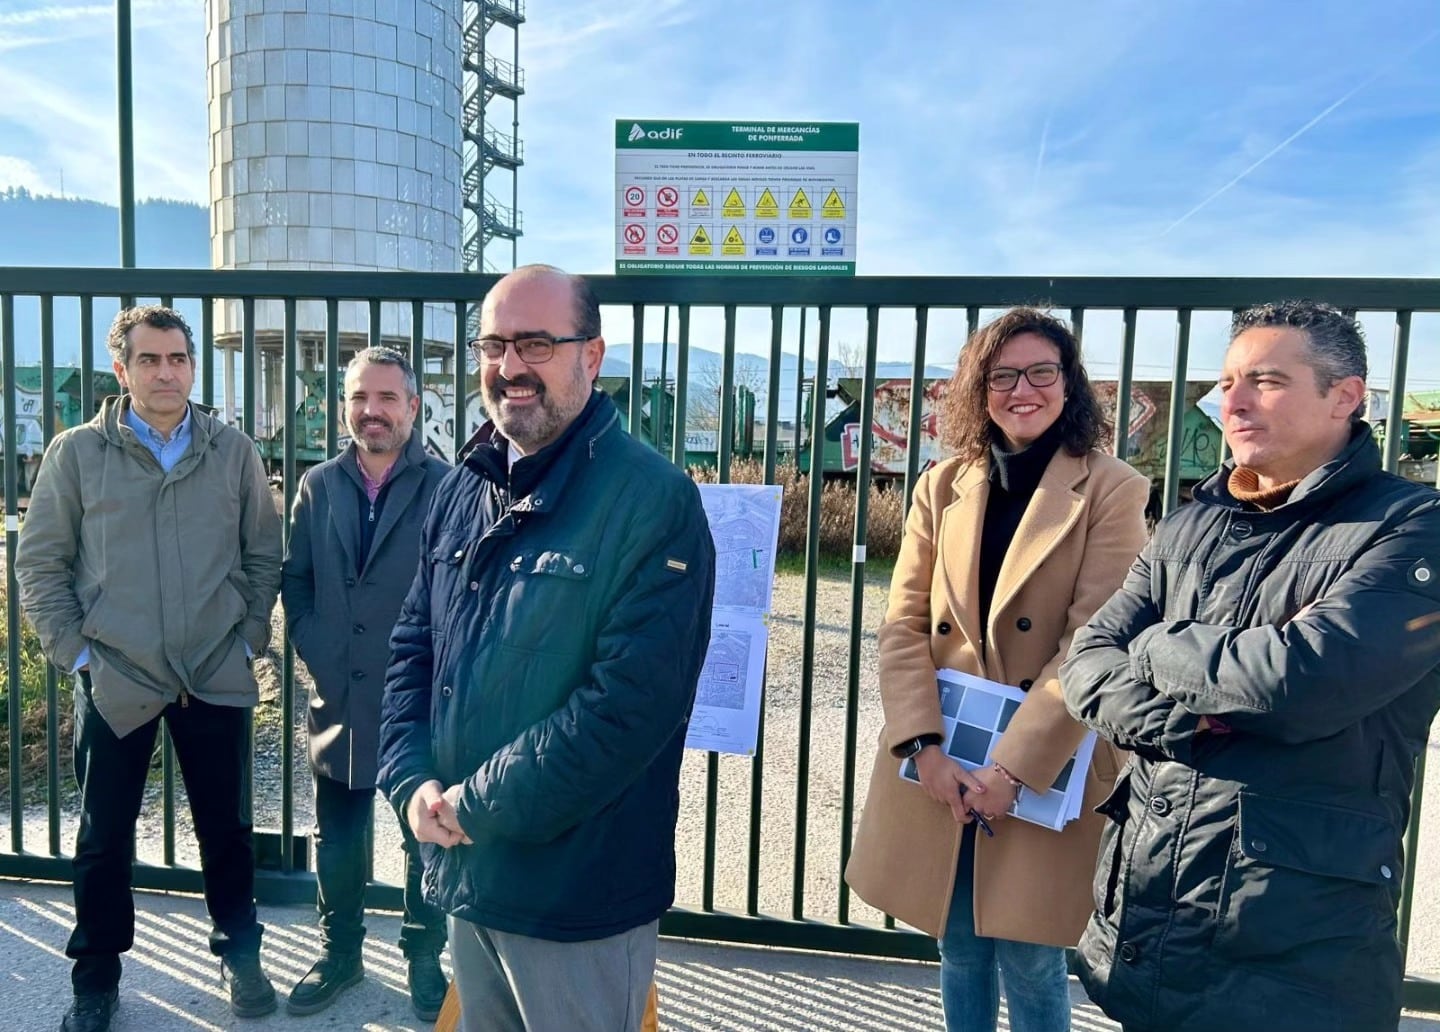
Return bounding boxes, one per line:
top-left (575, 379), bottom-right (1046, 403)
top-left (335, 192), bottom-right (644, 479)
top-left (846, 308), bottom-right (1149, 1032)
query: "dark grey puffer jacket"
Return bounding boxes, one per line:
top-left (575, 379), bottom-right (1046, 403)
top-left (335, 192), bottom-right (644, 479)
top-left (1062, 425), bottom-right (1440, 1032)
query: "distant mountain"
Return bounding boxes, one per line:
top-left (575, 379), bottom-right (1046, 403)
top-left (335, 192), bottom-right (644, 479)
top-left (0, 189), bottom-right (208, 269)
top-left (0, 191), bottom-right (209, 363)
top-left (602, 342), bottom-right (952, 423)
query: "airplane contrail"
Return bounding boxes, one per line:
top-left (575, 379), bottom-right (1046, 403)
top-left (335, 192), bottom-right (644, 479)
top-left (1159, 27), bottom-right (1440, 237)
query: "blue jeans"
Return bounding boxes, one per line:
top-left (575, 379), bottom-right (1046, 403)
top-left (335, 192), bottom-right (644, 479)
top-left (938, 825), bottom-right (1071, 1032)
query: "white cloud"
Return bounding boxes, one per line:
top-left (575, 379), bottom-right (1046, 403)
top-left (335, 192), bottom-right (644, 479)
top-left (0, 153), bottom-right (53, 192)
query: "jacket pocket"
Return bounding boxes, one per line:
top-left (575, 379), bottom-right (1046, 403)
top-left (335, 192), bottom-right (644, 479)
top-left (1213, 792), bottom-right (1399, 962)
top-left (499, 548), bottom-right (595, 655)
top-left (1092, 763), bottom-right (1133, 919)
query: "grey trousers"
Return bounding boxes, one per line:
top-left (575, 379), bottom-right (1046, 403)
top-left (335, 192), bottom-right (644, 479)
top-left (448, 915), bottom-right (659, 1032)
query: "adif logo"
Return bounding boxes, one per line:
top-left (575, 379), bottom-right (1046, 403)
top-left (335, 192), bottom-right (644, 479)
top-left (628, 123), bottom-right (684, 142)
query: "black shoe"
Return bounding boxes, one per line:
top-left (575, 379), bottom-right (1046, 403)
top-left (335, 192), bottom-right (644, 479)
top-left (407, 951), bottom-right (448, 1022)
top-left (60, 989), bottom-right (118, 1032)
top-left (220, 952), bottom-right (277, 1018)
top-left (285, 950), bottom-right (364, 1016)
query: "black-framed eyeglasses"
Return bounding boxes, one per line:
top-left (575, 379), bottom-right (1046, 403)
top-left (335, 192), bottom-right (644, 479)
top-left (468, 333), bottom-right (592, 366)
top-left (986, 362), bottom-right (1062, 392)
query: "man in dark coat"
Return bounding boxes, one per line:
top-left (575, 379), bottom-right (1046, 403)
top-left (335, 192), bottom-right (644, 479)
top-left (1062, 300), bottom-right (1440, 1032)
top-left (378, 264), bottom-right (716, 1032)
top-left (281, 347), bottom-right (450, 1019)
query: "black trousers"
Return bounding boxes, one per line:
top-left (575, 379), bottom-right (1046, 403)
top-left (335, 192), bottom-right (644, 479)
top-left (313, 772), bottom-right (445, 957)
top-left (69, 675), bottom-right (262, 994)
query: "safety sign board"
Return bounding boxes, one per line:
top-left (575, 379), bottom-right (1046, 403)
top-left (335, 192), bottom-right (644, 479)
top-left (614, 119), bottom-right (859, 275)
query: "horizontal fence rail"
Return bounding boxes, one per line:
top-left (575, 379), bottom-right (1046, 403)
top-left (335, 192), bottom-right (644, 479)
top-left (1, 269), bottom-right (1438, 1012)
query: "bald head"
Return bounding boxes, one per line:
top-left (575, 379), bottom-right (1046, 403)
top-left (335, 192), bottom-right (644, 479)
top-left (482, 264), bottom-right (601, 341)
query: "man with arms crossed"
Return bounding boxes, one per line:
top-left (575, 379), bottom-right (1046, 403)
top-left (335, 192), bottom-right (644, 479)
top-left (281, 347), bottom-right (450, 1018)
top-left (17, 306), bottom-right (283, 1031)
top-left (378, 265), bottom-right (715, 1031)
top-left (1062, 300), bottom-right (1440, 1032)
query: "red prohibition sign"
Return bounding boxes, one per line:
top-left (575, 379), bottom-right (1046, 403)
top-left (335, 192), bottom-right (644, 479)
top-left (624, 186), bottom-right (645, 207)
top-left (657, 186), bottom-right (679, 208)
top-left (624, 224), bottom-right (646, 244)
top-left (656, 224), bottom-right (679, 245)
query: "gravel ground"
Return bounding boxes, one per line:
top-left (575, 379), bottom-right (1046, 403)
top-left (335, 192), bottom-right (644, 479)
top-left (9, 565), bottom-right (1440, 982)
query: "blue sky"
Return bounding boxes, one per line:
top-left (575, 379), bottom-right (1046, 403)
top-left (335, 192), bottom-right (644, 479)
top-left (1, 0), bottom-right (1438, 387)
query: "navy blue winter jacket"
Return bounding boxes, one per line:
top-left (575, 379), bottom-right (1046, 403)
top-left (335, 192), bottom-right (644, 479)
top-left (377, 390), bottom-right (716, 941)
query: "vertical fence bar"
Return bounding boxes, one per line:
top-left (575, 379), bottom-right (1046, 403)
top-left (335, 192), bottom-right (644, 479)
top-left (201, 298), bottom-right (215, 409)
top-left (793, 305), bottom-right (831, 919)
top-left (744, 306), bottom-right (784, 916)
top-left (1383, 312), bottom-right (1412, 474)
top-left (839, 306), bottom-right (881, 923)
top-left (3, 294), bottom-right (22, 853)
top-left (794, 308), bottom-right (807, 467)
top-left (1070, 306), bottom-right (1085, 345)
top-left (670, 307), bottom-right (691, 467)
top-left (80, 297), bottom-right (96, 416)
top-left (702, 304), bottom-right (738, 913)
top-left (369, 299), bottom-right (382, 353)
top-left (40, 296), bottom-right (61, 855)
top-left (1114, 308), bottom-right (1137, 461)
top-left (1163, 309), bottom-right (1192, 517)
top-left (453, 302), bottom-right (468, 460)
top-left (630, 304), bottom-right (645, 439)
top-left (280, 298), bottom-right (298, 874)
top-left (1219, 310), bottom-right (1241, 469)
top-left (410, 299), bottom-right (426, 385)
top-left (325, 299), bottom-right (340, 459)
top-left (241, 297), bottom-right (257, 438)
top-left (903, 306), bottom-right (929, 516)
top-left (656, 307), bottom-right (670, 452)
top-left (966, 304), bottom-right (980, 342)
top-left (1384, 311), bottom-right (1426, 970)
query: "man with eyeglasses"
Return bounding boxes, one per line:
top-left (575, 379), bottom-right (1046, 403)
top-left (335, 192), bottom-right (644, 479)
top-left (378, 264), bottom-right (716, 1031)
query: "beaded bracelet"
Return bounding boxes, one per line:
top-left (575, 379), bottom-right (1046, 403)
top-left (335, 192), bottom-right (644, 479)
top-left (991, 761), bottom-right (1025, 791)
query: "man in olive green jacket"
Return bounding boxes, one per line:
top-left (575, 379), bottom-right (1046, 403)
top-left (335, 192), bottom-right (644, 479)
top-left (16, 306), bottom-right (282, 1032)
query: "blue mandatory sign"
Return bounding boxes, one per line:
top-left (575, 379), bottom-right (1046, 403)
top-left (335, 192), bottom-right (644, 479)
top-left (790, 226), bottom-right (809, 245)
top-left (757, 226), bottom-right (776, 245)
top-left (824, 226), bottom-right (843, 245)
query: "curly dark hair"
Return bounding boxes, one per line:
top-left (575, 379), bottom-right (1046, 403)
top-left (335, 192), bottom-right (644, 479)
top-left (935, 306), bottom-right (1107, 462)
top-left (106, 305), bottom-right (196, 367)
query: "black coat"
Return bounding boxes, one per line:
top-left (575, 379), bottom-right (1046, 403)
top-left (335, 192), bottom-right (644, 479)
top-left (282, 430), bottom-right (449, 788)
top-left (377, 391), bottom-right (716, 941)
top-left (1062, 425), bottom-right (1440, 1032)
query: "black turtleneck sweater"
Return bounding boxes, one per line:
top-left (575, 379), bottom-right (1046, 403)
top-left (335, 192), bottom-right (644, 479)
top-left (977, 421), bottom-right (1064, 647)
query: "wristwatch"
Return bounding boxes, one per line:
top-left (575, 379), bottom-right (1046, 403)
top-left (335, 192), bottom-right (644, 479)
top-left (895, 734), bottom-right (943, 759)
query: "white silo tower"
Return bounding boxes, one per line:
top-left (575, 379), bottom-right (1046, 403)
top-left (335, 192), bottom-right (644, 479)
top-left (206, 0), bottom-right (463, 436)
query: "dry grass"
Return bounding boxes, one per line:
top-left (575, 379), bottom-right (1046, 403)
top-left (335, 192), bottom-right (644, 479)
top-left (688, 459), bottom-right (905, 560)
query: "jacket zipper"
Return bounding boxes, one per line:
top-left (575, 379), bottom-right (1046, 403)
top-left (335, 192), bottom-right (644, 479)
top-left (369, 501), bottom-right (376, 523)
top-left (179, 687), bottom-right (189, 708)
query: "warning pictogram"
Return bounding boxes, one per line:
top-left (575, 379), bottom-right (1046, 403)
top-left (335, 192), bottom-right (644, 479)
top-left (623, 185), bottom-right (646, 217)
top-left (788, 188), bottom-right (811, 219)
top-left (722, 225), bottom-right (745, 255)
top-left (821, 188), bottom-right (846, 219)
top-left (689, 225), bottom-right (713, 256)
top-left (622, 223), bottom-right (646, 255)
top-left (656, 222), bottom-right (680, 255)
top-left (722, 188), bottom-right (746, 219)
top-left (690, 188), bottom-right (711, 209)
top-left (755, 188), bottom-right (780, 218)
top-left (657, 185), bottom-right (680, 210)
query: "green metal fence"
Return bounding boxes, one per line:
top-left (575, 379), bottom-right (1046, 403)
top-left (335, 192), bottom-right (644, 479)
top-left (2, 268), bottom-right (1438, 1011)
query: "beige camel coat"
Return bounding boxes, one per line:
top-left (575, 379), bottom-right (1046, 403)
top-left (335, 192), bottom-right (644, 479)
top-left (845, 447), bottom-right (1149, 945)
